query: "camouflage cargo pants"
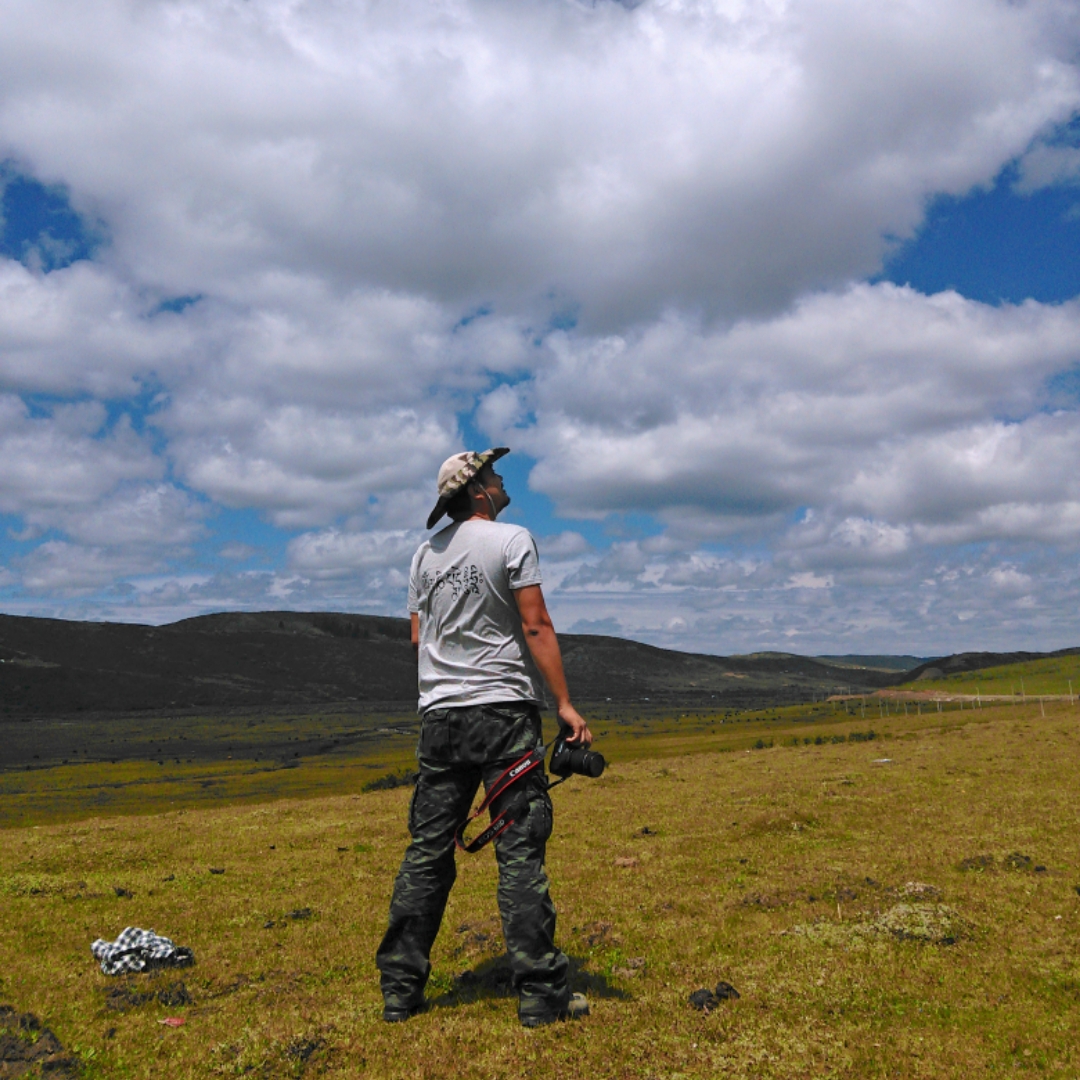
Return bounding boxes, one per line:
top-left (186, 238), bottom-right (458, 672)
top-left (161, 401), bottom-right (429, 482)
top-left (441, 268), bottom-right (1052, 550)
top-left (375, 701), bottom-right (570, 1022)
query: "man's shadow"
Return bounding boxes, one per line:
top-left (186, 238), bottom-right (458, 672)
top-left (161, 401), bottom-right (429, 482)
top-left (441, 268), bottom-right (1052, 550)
top-left (431, 953), bottom-right (631, 1009)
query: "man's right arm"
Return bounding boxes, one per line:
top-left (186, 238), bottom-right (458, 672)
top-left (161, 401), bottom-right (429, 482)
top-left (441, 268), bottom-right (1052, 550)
top-left (513, 583), bottom-right (592, 747)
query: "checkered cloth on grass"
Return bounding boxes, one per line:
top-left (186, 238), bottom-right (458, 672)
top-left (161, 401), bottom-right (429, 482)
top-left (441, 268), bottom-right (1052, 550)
top-left (91, 927), bottom-right (195, 975)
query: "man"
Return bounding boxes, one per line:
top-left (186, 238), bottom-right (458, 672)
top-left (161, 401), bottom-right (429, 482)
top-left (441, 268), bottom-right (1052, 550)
top-left (376, 447), bottom-right (592, 1028)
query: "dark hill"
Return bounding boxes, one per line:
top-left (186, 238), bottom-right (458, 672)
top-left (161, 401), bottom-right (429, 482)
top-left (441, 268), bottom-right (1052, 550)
top-left (814, 654), bottom-right (929, 673)
top-left (904, 647), bottom-right (1080, 682)
top-left (0, 611), bottom-right (904, 717)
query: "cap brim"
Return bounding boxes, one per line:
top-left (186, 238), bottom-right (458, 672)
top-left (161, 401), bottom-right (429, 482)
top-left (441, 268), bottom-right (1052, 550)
top-left (425, 447), bottom-right (509, 529)
top-left (426, 498), bottom-right (450, 530)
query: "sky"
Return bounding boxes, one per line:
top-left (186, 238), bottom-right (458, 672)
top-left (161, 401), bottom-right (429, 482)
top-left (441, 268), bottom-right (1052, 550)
top-left (2, 0), bottom-right (1080, 658)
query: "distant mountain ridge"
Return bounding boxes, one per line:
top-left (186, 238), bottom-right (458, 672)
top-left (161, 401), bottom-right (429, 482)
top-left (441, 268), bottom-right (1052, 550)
top-left (812, 654), bottom-right (930, 673)
top-left (1, 610), bottom-right (899, 716)
top-left (4, 610), bottom-right (1071, 717)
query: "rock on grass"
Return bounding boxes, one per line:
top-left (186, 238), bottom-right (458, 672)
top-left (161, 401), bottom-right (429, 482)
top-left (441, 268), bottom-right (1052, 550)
top-left (689, 981), bottom-right (740, 1011)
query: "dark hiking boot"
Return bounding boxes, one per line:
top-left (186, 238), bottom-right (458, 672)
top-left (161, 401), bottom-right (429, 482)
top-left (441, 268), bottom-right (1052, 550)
top-left (382, 1000), bottom-right (428, 1023)
top-left (519, 992), bottom-right (589, 1028)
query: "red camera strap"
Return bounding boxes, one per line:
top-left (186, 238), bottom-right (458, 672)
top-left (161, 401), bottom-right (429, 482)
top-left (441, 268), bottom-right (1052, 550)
top-left (453, 743), bottom-right (549, 855)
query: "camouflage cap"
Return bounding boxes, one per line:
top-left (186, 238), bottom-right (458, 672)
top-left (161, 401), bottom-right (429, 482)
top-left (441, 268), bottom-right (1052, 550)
top-left (426, 447), bottom-right (510, 529)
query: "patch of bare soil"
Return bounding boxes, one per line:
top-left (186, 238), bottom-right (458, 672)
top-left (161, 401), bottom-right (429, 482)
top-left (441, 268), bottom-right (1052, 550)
top-left (103, 980), bottom-right (191, 1012)
top-left (0, 1006), bottom-right (78, 1079)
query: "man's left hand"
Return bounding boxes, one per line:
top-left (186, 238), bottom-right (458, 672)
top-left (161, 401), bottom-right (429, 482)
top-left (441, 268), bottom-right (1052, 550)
top-left (558, 703), bottom-right (592, 747)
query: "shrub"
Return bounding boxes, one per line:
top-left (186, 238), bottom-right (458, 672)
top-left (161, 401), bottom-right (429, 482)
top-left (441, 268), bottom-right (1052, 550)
top-left (362, 770), bottom-right (418, 793)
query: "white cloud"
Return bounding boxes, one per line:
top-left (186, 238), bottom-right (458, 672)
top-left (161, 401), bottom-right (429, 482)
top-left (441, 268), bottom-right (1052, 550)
top-left (0, 395), bottom-right (161, 519)
top-left (0, 260), bottom-right (195, 397)
top-left (1016, 143), bottom-right (1080, 192)
top-left (287, 527), bottom-right (421, 580)
top-left (787, 572), bottom-right (833, 590)
top-left (17, 540), bottom-right (163, 596)
top-left (219, 542), bottom-right (259, 561)
top-left (165, 400), bottom-right (457, 528)
top-left (537, 531), bottom-right (591, 560)
top-left (987, 566), bottom-right (1032, 592)
top-left (507, 286), bottom-right (1080, 546)
top-left (1, 0), bottom-right (1075, 325)
top-left (2, 0), bottom-right (1080, 650)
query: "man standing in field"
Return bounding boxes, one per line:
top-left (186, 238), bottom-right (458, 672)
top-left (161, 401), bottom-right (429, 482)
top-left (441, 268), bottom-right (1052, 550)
top-left (376, 447), bottom-right (592, 1028)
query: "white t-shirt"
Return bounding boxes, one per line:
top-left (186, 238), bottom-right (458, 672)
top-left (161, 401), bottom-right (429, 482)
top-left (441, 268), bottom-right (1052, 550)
top-left (408, 519), bottom-right (545, 711)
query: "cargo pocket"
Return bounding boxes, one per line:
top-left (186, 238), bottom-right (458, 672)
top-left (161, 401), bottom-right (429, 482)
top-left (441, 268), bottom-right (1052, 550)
top-left (527, 788), bottom-right (553, 844)
top-left (418, 710), bottom-right (451, 761)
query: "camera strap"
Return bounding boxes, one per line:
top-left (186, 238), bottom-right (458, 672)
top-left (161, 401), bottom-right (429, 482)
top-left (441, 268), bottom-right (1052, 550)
top-left (453, 741), bottom-right (551, 855)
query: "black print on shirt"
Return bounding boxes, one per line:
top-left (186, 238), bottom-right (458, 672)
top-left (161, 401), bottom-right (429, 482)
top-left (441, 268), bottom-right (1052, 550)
top-left (422, 565), bottom-right (484, 600)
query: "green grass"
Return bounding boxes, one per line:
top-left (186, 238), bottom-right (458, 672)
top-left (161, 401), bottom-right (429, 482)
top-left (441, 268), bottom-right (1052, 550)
top-left (899, 654), bottom-right (1080, 698)
top-left (2, 701), bottom-right (895, 827)
top-left (1, 701), bottom-right (1078, 1077)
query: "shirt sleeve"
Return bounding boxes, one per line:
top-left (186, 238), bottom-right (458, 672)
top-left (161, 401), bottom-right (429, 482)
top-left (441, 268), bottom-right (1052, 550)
top-left (407, 548), bottom-right (422, 613)
top-left (504, 528), bottom-right (543, 590)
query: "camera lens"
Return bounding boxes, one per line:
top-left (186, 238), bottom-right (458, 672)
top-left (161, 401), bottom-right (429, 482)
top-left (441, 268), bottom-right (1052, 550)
top-left (550, 736), bottom-right (606, 779)
top-left (569, 746), bottom-right (606, 778)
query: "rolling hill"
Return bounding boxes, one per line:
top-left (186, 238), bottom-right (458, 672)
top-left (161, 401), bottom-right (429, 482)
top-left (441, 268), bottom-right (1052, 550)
top-left (1, 610), bottom-right (901, 717)
top-left (904, 647), bottom-right (1080, 682)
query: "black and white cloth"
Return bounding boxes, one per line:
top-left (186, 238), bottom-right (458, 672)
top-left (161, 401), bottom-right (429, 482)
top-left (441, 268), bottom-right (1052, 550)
top-left (91, 927), bottom-right (195, 975)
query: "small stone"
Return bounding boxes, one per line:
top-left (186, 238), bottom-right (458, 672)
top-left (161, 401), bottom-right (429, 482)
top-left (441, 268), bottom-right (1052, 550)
top-left (714, 981), bottom-right (740, 1000)
top-left (689, 988), bottom-right (718, 1011)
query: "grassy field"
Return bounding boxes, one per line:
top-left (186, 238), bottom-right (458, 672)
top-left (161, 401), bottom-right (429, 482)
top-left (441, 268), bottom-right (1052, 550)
top-left (1, 698), bottom-right (1078, 1078)
top-left (899, 654), bottom-right (1080, 698)
top-left (1, 701), bottom-right (885, 828)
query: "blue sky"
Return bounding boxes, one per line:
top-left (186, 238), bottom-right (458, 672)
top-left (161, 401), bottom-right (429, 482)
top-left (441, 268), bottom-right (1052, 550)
top-left (883, 172), bottom-right (1080, 305)
top-left (2, 0), bottom-right (1080, 656)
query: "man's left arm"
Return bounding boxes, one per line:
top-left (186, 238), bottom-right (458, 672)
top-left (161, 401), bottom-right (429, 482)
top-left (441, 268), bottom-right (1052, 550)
top-left (513, 584), bottom-right (592, 747)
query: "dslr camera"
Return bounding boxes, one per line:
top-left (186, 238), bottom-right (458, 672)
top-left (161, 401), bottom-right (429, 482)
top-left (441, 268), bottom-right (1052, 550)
top-left (549, 728), bottom-right (606, 779)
